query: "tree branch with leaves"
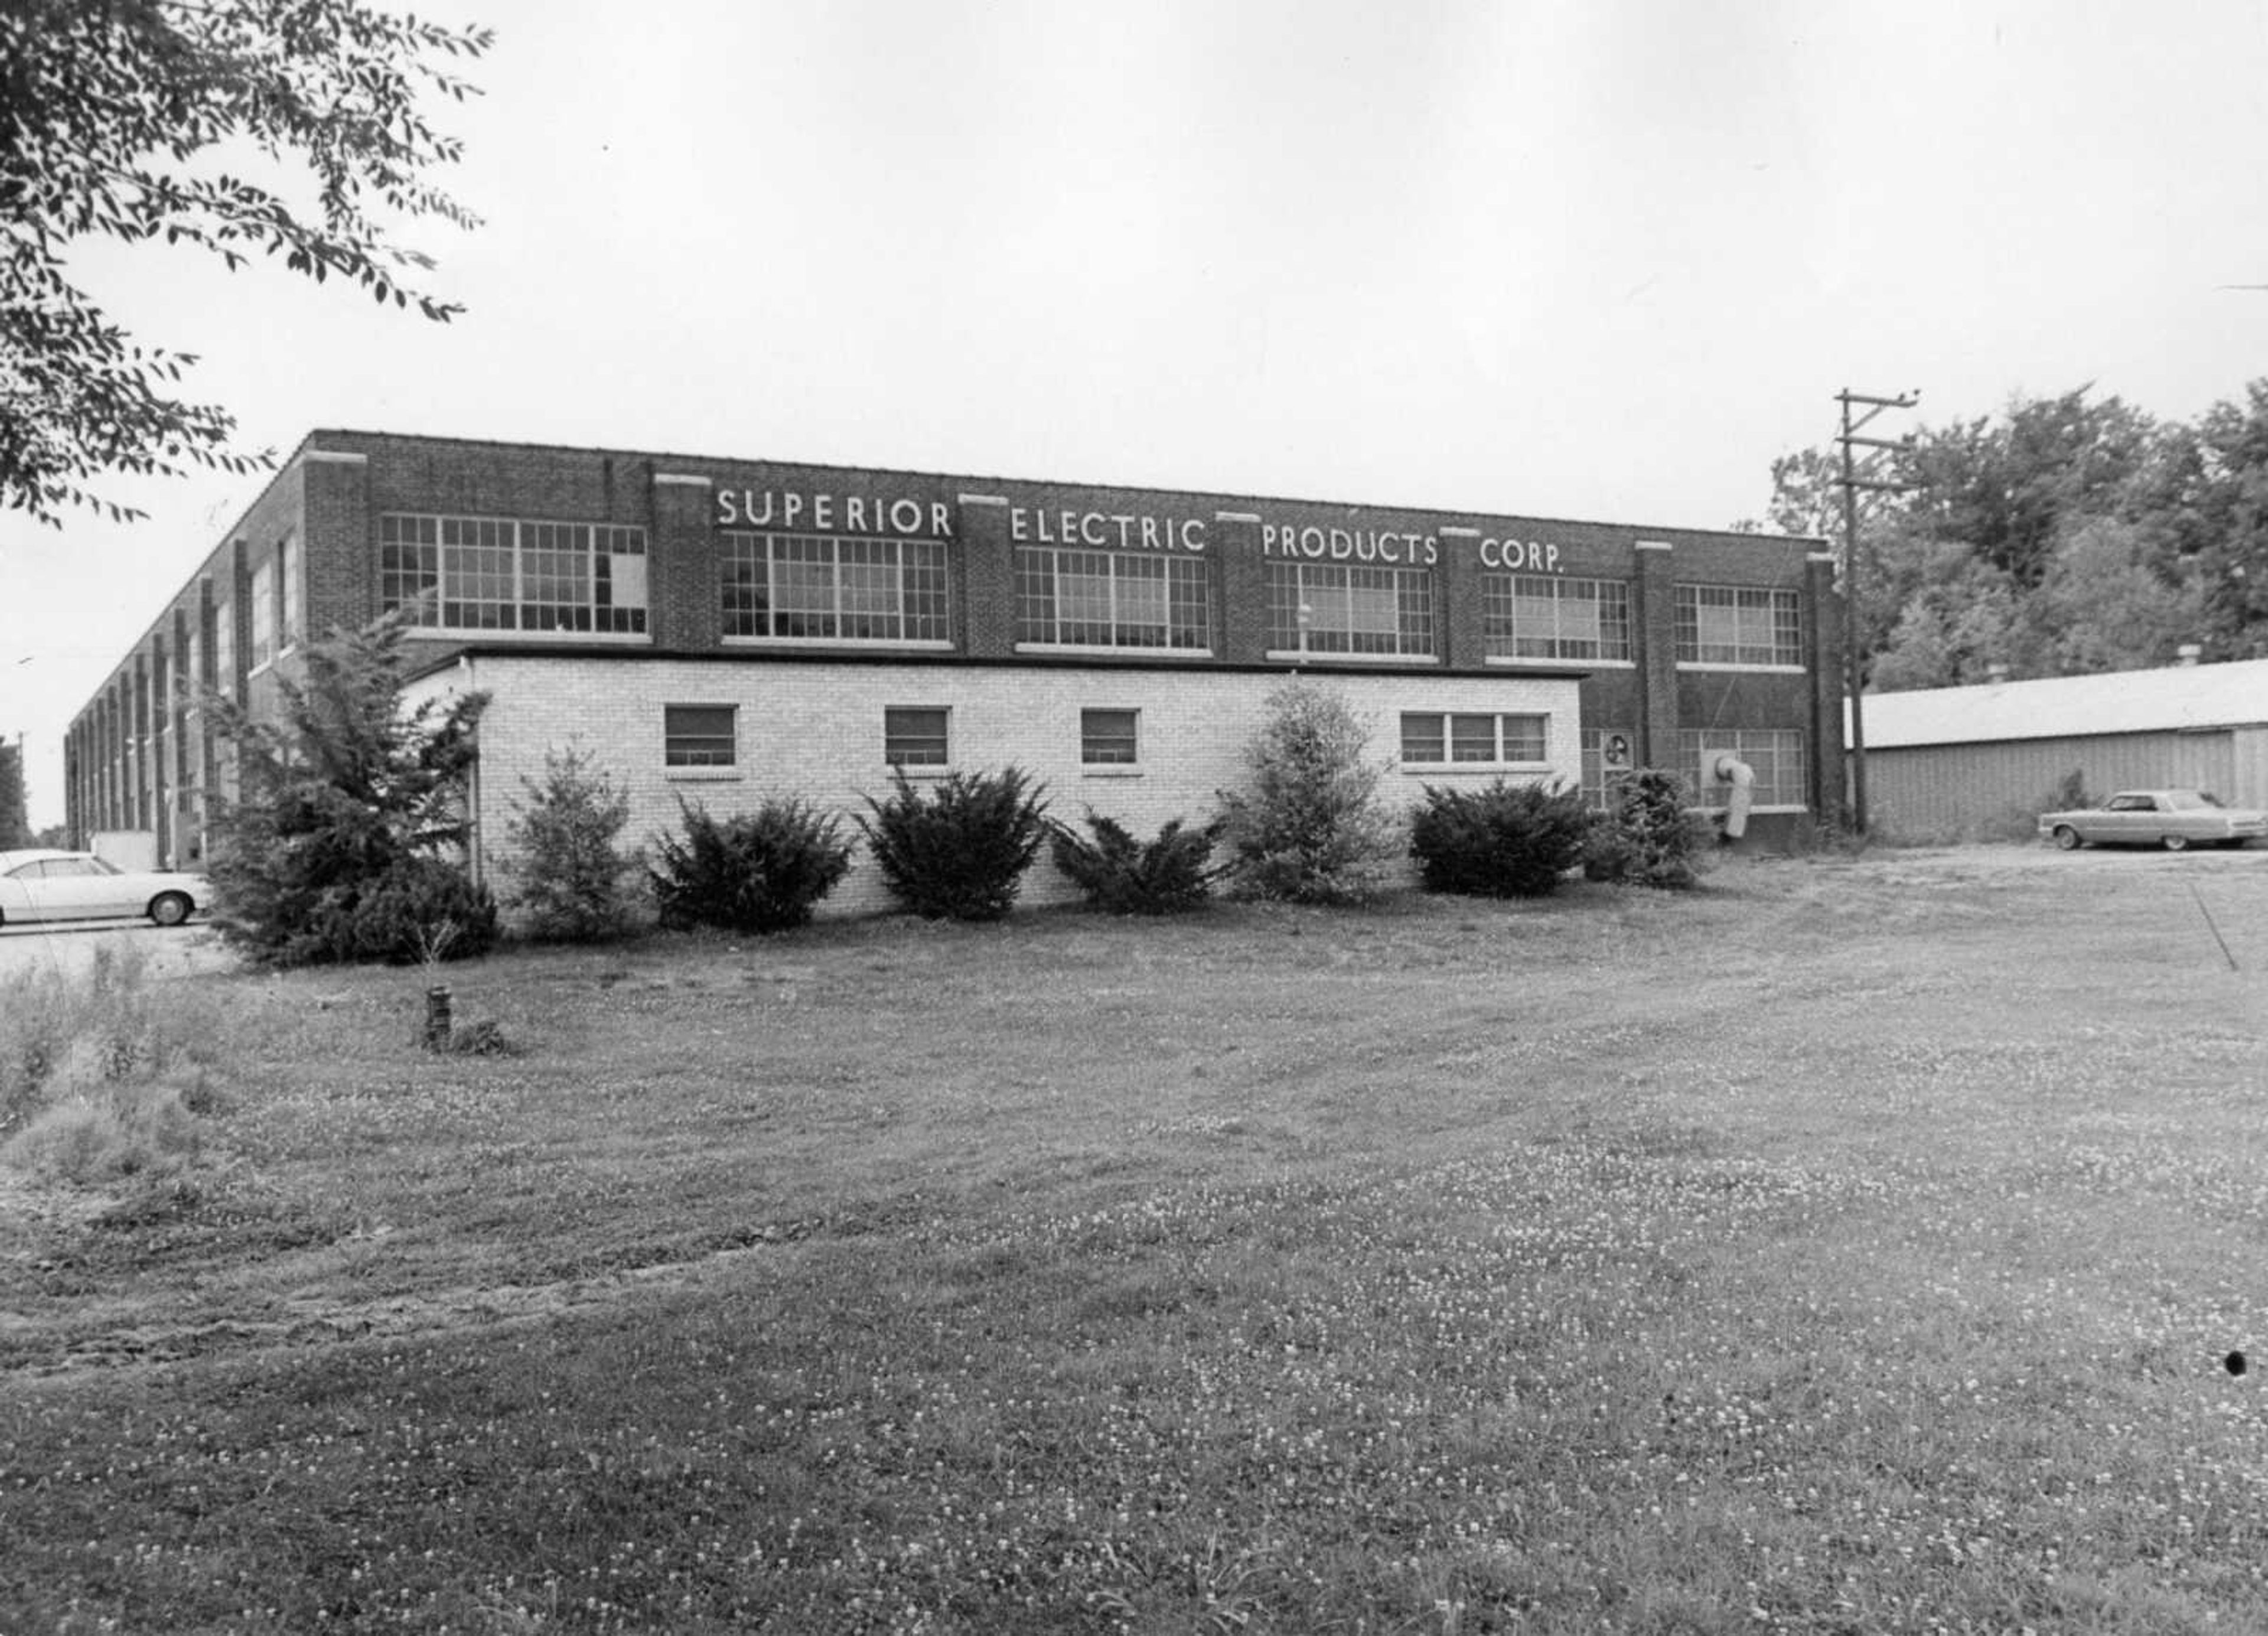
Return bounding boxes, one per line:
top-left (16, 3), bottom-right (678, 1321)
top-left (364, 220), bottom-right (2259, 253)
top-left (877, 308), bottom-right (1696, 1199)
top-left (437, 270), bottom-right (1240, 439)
top-left (0, 0), bottom-right (491, 524)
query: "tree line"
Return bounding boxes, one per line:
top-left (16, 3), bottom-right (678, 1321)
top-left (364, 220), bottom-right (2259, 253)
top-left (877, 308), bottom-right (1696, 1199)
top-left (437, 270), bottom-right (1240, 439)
top-left (1745, 381), bottom-right (2268, 691)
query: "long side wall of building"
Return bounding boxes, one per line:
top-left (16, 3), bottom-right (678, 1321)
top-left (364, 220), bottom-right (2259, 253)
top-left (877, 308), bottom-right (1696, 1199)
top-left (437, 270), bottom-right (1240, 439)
top-left (415, 656), bottom-right (1583, 917)
top-left (1867, 730), bottom-right (2254, 841)
top-left (64, 430), bottom-right (1843, 866)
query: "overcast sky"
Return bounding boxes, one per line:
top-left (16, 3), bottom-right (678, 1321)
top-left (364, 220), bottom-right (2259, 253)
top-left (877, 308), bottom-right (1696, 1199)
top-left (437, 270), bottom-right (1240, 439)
top-left (7, 0), bottom-right (2268, 830)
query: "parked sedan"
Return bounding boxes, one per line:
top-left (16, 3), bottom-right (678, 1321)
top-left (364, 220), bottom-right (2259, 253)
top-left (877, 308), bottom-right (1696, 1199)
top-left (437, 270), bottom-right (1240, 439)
top-left (0, 849), bottom-right (210, 927)
top-left (2037, 790), bottom-right (2268, 852)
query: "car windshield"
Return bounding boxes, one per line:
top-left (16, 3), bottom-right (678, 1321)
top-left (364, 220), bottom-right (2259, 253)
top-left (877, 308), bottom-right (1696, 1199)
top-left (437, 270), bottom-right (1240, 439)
top-left (2163, 791), bottom-right (2220, 810)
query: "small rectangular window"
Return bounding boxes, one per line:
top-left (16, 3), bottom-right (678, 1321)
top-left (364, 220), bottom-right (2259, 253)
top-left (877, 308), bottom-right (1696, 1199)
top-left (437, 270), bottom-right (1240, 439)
top-left (1399, 713), bottom-right (1447, 764)
top-left (884, 706), bottom-right (950, 767)
top-left (1081, 708), bottom-right (1139, 765)
top-left (664, 703), bottom-right (737, 768)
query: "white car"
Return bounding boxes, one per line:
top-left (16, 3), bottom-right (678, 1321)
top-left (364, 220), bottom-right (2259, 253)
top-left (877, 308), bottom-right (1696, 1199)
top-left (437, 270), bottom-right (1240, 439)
top-left (0, 849), bottom-right (210, 927)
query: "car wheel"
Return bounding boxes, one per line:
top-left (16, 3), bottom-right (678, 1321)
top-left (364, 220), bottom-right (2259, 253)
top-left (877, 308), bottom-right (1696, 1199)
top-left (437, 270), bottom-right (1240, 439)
top-left (2051, 826), bottom-right (2081, 850)
top-left (148, 892), bottom-right (193, 927)
top-left (2162, 834), bottom-right (2190, 852)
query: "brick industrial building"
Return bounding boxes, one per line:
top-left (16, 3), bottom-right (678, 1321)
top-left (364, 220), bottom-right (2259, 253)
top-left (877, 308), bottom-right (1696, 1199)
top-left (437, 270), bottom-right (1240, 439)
top-left (65, 431), bottom-right (1843, 910)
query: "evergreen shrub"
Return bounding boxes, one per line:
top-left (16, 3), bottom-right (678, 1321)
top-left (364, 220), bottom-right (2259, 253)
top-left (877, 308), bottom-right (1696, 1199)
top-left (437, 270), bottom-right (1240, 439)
top-left (204, 611), bottom-right (491, 966)
top-left (1216, 680), bottom-right (1400, 905)
top-left (504, 746), bottom-right (643, 942)
top-left (1409, 780), bottom-right (1592, 898)
top-left (1583, 768), bottom-right (1711, 889)
top-left (649, 797), bottom-right (853, 934)
top-left (319, 856), bottom-right (500, 965)
top-left (1050, 812), bottom-right (1221, 915)
top-left (858, 768), bottom-right (1050, 921)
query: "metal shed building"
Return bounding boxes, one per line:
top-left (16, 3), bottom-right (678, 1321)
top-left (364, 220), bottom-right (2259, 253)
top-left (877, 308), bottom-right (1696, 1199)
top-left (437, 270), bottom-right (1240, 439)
top-left (1856, 658), bottom-right (2268, 840)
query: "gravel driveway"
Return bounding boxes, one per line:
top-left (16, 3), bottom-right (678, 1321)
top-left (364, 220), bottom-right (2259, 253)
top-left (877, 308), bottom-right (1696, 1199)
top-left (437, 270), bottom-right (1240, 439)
top-left (0, 920), bottom-right (241, 983)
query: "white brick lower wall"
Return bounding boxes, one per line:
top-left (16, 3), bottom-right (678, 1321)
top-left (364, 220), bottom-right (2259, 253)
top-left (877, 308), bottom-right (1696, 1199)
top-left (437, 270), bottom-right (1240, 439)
top-left (401, 657), bottom-right (1583, 918)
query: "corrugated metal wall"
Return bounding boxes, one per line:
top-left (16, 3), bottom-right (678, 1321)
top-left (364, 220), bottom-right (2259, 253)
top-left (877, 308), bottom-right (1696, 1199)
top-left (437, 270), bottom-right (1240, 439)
top-left (1865, 730), bottom-right (2243, 840)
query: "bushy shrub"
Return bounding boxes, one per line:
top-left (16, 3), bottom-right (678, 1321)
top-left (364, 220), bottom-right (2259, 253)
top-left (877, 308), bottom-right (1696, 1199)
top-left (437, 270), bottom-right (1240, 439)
top-left (503, 746), bottom-right (643, 941)
top-left (204, 610), bottom-right (490, 966)
top-left (1051, 812), bottom-right (1221, 915)
top-left (858, 768), bottom-right (1050, 921)
top-left (1216, 680), bottom-right (1400, 905)
top-left (312, 856), bottom-right (500, 965)
top-left (649, 796), bottom-right (853, 934)
top-left (1409, 780), bottom-right (1592, 898)
top-left (1583, 768), bottom-right (1711, 889)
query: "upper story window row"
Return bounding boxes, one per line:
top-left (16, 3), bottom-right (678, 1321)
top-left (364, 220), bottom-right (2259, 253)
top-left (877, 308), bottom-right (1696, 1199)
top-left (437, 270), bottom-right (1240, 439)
top-left (365, 510), bottom-right (1808, 670)
top-left (380, 514), bottom-right (649, 635)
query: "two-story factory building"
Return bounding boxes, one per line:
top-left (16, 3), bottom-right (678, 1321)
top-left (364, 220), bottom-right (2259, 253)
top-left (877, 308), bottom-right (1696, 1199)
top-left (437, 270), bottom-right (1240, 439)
top-left (65, 430), bottom-right (1843, 910)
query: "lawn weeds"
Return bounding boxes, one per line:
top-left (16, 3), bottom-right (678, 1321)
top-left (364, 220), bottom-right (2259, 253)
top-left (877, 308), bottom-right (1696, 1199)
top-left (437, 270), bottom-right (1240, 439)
top-left (4, 855), bottom-right (2267, 1632)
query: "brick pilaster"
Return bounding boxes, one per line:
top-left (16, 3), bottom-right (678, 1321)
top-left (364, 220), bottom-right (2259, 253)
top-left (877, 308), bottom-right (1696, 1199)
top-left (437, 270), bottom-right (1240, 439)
top-left (650, 472), bottom-right (717, 650)
top-left (1438, 527), bottom-right (1485, 670)
top-left (958, 494), bottom-right (1014, 657)
top-left (302, 451), bottom-right (373, 633)
top-left (1635, 540), bottom-right (1678, 768)
top-left (1214, 510), bottom-right (1267, 663)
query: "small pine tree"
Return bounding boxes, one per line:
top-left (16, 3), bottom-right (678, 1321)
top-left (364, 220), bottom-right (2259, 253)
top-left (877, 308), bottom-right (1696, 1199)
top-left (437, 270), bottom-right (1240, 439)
top-left (204, 610), bottom-right (494, 964)
top-left (1050, 812), bottom-right (1221, 915)
top-left (1582, 767), bottom-right (1709, 889)
top-left (1216, 679), bottom-right (1400, 905)
top-left (649, 796), bottom-right (853, 934)
top-left (858, 768), bottom-right (1050, 921)
top-left (503, 746), bottom-right (642, 942)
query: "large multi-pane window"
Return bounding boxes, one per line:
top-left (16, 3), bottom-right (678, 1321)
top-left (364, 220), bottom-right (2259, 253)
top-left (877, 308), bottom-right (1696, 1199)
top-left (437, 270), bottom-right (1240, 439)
top-left (1267, 563), bottom-right (1435, 657)
top-left (213, 584), bottom-right (234, 699)
top-left (1399, 712), bottom-right (1548, 766)
top-left (279, 533), bottom-right (303, 651)
top-left (380, 514), bottom-right (650, 634)
top-left (1015, 549), bottom-right (1211, 650)
top-left (249, 558), bottom-right (275, 669)
top-left (1485, 574), bottom-right (1631, 661)
top-left (1674, 585), bottom-right (1803, 667)
top-left (721, 532), bottom-right (950, 643)
top-left (1676, 729), bottom-right (1807, 808)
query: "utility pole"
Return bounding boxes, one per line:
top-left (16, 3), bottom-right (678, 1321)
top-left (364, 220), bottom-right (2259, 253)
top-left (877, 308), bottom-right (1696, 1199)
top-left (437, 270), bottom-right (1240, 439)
top-left (1834, 389), bottom-right (1919, 834)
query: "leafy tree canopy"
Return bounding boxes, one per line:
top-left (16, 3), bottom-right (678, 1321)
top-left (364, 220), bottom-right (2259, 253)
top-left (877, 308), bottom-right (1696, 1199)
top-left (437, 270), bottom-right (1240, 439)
top-left (1751, 380), bottom-right (2268, 689)
top-left (1, 0), bottom-right (491, 526)
top-left (0, 737), bottom-right (30, 848)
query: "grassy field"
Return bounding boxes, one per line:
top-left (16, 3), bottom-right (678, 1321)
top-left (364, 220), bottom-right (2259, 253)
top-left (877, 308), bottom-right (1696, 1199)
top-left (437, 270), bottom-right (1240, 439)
top-left (4, 847), bottom-right (2267, 1634)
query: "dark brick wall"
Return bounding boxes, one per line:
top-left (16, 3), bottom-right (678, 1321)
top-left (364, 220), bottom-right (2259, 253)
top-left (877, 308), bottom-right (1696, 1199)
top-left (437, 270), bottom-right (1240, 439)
top-left (68, 429), bottom-right (1843, 825)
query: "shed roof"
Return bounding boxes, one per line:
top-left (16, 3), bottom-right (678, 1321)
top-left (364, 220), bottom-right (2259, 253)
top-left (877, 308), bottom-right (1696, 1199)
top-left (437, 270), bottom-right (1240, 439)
top-left (1857, 657), bottom-right (2268, 748)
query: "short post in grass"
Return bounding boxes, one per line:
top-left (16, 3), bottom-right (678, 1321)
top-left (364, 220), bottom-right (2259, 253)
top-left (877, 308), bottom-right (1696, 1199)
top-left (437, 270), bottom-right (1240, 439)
top-left (422, 985), bottom-right (453, 1051)
top-left (414, 917), bottom-right (462, 1051)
